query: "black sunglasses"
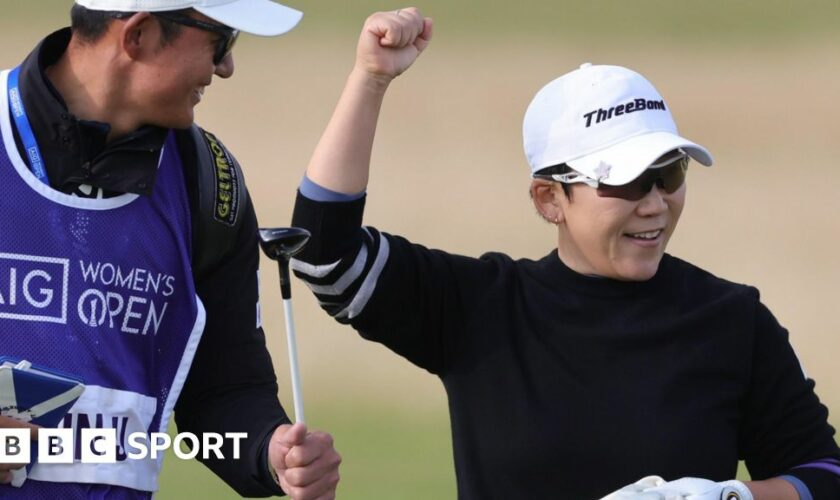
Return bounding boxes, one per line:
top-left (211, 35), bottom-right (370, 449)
top-left (596, 156), bottom-right (689, 201)
top-left (534, 155), bottom-right (689, 201)
top-left (152, 12), bottom-right (239, 65)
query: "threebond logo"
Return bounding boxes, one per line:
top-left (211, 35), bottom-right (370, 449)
top-left (0, 253), bottom-right (69, 323)
top-left (582, 97), bottom-right (667, 128)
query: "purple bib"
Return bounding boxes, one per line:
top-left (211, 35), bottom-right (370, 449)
top-left (0, 69), bottom-right (205, 498)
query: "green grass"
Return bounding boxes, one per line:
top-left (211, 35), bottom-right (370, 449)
top-left (4, 0), bottom-right (839, 46)
top-left (157, 402), bottom-right (456, 499)
top-left (157, 408), bottom-right (838, 498)
top-left (283, 0), bottom-right (840, 45)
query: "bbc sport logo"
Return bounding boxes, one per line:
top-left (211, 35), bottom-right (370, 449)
top-left (0, 429), bottom-right (247, 464)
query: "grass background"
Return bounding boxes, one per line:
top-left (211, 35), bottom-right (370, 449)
top-left (1, 1), bottom-right (838, 498)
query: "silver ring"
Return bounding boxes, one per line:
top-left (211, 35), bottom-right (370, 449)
top-left (395, 9), bottom-right (401, 15)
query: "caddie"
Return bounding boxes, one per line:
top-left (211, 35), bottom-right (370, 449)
top-left (0, 1), bottom-right (340, 498)
top-left (289, 6), bottom-right (840, 500)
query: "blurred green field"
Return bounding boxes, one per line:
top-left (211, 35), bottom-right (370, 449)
top-left (158, 403), bottom-right (455, 499)
top-left (289, 0), bottom-right (840, 45)
top-left (5, 0), bottom-right (840, 43)
top-left (2, 2), bottom-right (839, 499)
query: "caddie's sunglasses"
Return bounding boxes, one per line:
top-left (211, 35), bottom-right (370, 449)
top-left (152, 12), bottom-right (239, 65)
top-left (533, 154), bottom-right (689, 202)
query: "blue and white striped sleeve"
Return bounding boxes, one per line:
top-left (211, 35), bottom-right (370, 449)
top-left (290, 178), bottom-right (386, 324)
top-left (290, 176), bottom-right (500, 374)
top-left (291, 226), bottom-right (389, 322)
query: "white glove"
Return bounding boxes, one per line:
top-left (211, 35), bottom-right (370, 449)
top-left (599, 476), bottom-right (753, 500)
top-left (643, 477), bottom-right (753, 500)
top-left (599, 476), bottom-right (669, 499)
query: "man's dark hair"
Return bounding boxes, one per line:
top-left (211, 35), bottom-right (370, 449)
top-left (70, 5), bottom-right (190, 45)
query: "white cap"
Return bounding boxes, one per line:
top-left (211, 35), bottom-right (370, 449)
top-left (75, 0), bottom-right (303, 36)
top-left (523, 63), bottom-right (713, 185)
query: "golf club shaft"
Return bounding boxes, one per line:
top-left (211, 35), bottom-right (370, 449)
top-left (283, 297), bottom-right (305, 423)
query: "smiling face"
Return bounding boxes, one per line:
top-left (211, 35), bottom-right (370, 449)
top-left (130, 11), bottom-right (235, 129)
top-left (558, 180), bottom-right (685, 280)
top-left (531, 155), bottom-right (687, 281)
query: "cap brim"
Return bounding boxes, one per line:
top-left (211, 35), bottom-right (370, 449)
top-left (196, 0), bottom-right (302, 36)
top-left (566, 131), bottom-right (713, 186)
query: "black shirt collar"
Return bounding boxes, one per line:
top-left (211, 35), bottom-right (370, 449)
top-left (533, 250), bottom-right (673, 298)
top-left (14, 28), bottom-right (168, 196)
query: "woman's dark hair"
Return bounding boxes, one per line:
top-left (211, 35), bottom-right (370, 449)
top-left (70, 5), bottom-right (189, 45)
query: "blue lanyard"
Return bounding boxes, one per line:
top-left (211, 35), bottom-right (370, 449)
top-left (8, 66), bottom-right (49, 184)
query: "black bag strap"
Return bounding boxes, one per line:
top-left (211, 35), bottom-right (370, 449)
top-left (186, 124), bottom-right (247, 281)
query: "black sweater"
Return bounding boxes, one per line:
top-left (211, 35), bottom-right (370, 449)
top-left (292, 192), bottom-right (840, 499)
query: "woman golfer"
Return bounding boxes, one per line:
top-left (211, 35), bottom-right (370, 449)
top-left (290, 7), bottom-right (840, 499)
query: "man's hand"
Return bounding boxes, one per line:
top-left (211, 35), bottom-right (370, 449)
top-left (0, 416), bottom-right (38, 485)
top-left (354, 7), bottom-right (433, 85)
top-left (267, 423), bottom-right (340, 500)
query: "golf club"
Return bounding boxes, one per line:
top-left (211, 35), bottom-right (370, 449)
top-left (258, 227), bottom-right (311, 423)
